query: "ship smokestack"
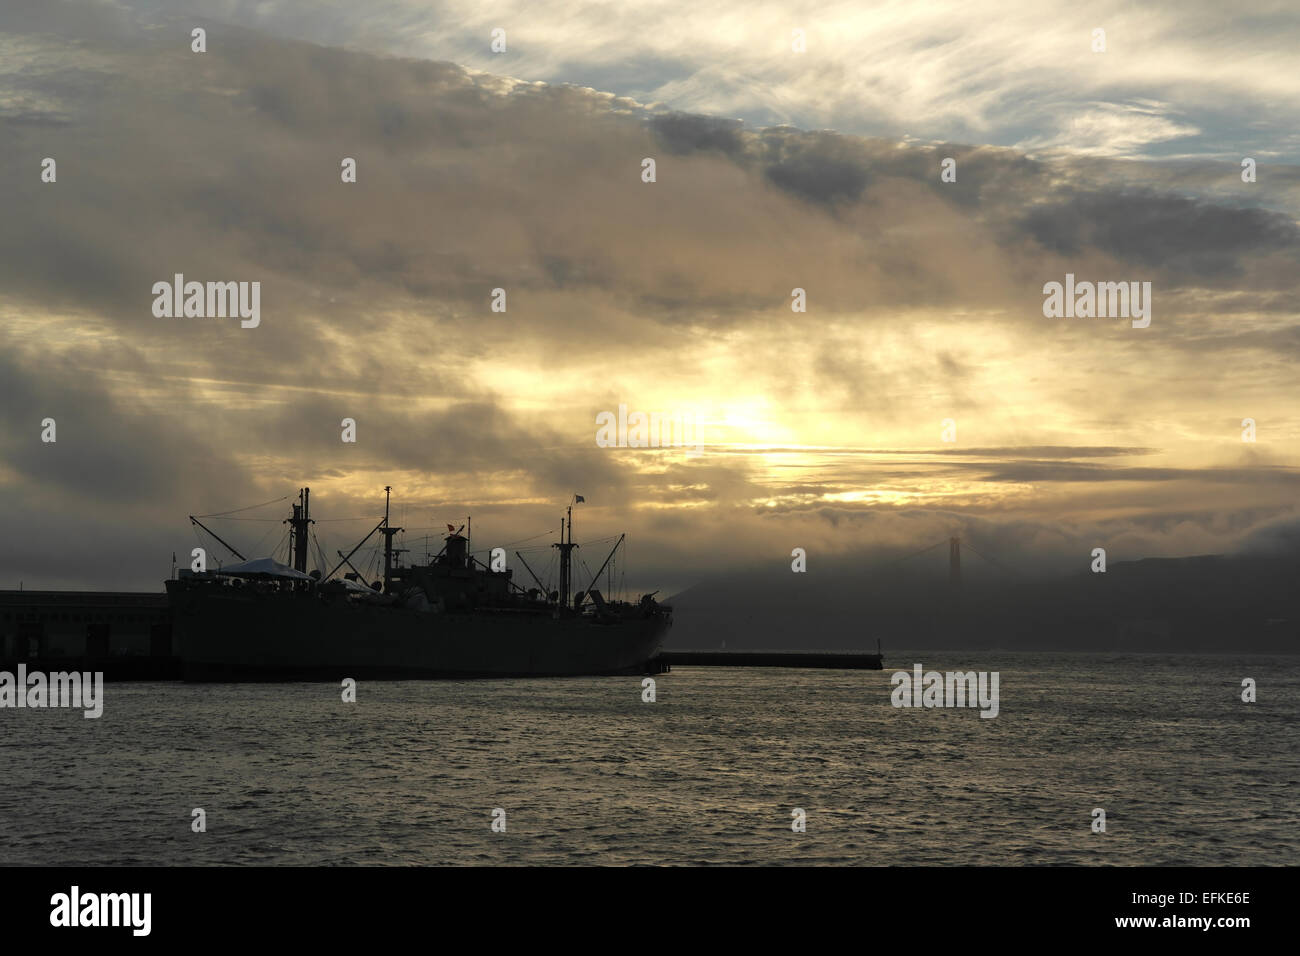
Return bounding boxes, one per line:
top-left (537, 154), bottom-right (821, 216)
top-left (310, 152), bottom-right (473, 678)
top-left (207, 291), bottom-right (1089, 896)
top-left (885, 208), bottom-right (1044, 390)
top-left (444, 534), bottom-right (468, 569)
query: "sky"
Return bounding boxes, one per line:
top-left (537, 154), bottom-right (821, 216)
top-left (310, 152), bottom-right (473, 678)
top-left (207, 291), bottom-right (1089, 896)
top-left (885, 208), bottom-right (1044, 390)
top-left (1, 0), bottom-right (1298, 596)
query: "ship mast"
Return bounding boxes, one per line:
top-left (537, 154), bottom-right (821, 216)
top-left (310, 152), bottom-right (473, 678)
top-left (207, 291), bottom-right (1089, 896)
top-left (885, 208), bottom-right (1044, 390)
top-left (553, 497), bottom-right (581, 608)
top-left (380, 485), bottom-right (405, 593)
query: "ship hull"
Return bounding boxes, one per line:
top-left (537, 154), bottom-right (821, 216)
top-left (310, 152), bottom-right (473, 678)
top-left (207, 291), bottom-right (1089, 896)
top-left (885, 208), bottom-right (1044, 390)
top-left (168, 585), bottom-right (670, 681)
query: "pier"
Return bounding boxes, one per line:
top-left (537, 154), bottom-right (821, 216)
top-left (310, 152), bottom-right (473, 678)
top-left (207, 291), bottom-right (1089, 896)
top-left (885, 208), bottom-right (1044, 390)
top-left (654, 650), bottom-right (883, 671)
top-left (0, 590), bottom-right (179, 680)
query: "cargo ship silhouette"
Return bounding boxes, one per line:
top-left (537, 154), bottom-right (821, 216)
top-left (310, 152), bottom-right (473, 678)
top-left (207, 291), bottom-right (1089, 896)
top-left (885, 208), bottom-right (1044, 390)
top-left (166, 488), bottom-right (671, 680)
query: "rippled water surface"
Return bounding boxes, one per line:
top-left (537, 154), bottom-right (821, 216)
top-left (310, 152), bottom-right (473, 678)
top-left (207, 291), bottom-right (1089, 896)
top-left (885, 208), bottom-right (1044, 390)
top-left (2, 652), bottom-right (1296, 865)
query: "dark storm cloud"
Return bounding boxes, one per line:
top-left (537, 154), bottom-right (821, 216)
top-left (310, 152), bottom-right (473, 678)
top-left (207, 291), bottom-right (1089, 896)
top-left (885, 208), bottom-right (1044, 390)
top-left (1018, 189), bottom-right (1300, 279)
top-left (643, 110), bottom-right (1300, 298)
top-left (756, 129), bottom-right (873, 206)
top-left (976, 462), bottom-right (1300, 485)
top-left (649, 112), bottom-right (743, 157)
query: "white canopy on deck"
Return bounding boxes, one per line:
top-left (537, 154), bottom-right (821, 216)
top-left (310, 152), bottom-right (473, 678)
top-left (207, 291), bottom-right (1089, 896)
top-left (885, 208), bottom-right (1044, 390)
top-left (214, 557), bottom-right (314, 580)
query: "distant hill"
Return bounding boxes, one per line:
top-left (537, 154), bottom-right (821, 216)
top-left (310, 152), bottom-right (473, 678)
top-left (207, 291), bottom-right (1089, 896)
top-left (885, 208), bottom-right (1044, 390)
top-left (664, 552), bottom-right (1300, 653)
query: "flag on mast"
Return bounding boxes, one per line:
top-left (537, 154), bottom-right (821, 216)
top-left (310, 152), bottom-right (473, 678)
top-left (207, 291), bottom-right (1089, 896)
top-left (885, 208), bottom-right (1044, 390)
top-left (575, 495), bottom-right (585, 503)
